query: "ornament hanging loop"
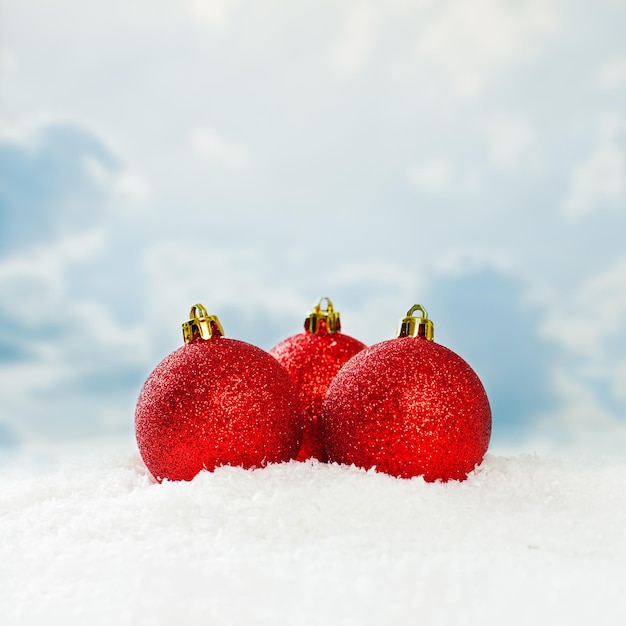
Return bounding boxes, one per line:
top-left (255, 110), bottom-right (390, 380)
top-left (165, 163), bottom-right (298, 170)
top-left (397, 304), bottom-right (434, 341)
top-left (304, 296), bottom-right (342, 334)
top-left (182, 303), bottom-right (224, 343)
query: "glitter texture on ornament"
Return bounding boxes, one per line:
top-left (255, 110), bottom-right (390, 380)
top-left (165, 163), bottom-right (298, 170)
top-left (135, 304), bottom-right (304, 481)
top-left (322, 304), bottom-right (491, 481)
top-left (270, 297), bottom-right (366, 462)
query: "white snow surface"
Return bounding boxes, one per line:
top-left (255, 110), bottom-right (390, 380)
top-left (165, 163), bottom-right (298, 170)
top-left (1, 449), bottom-right (626, 626)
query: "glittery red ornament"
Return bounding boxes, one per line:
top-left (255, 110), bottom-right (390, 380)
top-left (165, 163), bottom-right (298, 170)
top-left (270, 297), bottom-right (366, 462)
top-left (136, 304), bottom-right (304, 482)
top-left (322, 304), bottom-right (491, 482)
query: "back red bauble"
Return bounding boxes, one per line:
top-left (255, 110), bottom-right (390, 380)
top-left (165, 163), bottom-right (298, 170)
top-left (270, 297), bottom-right (366, 462)
top-left (136, 304), bottom-right (304, 482)
top-left (322, 305), bottom-right (491, 481)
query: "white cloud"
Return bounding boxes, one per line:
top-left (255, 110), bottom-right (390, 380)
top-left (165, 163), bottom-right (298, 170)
top-left (1, 115), bottom-right (150, 214)
top-left (542, 258), bottom-right (626, 357)
top-left (484, 113), bottom-right (538, 172)
top-left (328, 5), bottom-right (378, 75)
top-left (84, 157), bottom-right (150, 204)
top-left (434, 249), bottom-right (514, 277)
top-left (582, 258), bottom-right (626, 332)
top-left (0, 297), bottom-right (150, 441)
top-left (329, 261), bottom-right (419, 290)
top-left (539, 256), bottom-right (626, 446)
top-left (530, 368), bottom-right (626, 457)
top-left (0, 113), bottom-right (111, 154)
top-left (0, 233), bottom-right (150, 440)
top-left (141, 242), bottom-right (308, 341)
top-left (531, 258), bottom-right (626, 455)
top-left (190, 127), bottom-right (250, 168)
top-left (112, 170), bottom-right (151, 202)
top-left (0, 231), bottom-right (108, 324)
top-left (0, 114), bottom-right (55, 147)
top-left (416, 0), bottom-right (556, 98)
top-left (562, 115), bottom-right (626, 218)
top-left (187, 0), bottom-right (239, 29)
top-left (407, 158), bottom-right (453, 194)
top-left (63, 300), bottom-right (151, 369)
top-left (598, 57), bottom-right (626, 90)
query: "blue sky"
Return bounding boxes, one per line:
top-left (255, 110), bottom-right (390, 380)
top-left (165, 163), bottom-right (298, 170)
top-left (1, 0), bottom-right (625, 455)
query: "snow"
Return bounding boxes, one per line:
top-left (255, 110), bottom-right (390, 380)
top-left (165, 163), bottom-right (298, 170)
top-left (1, 448), bottom-right (626, 625)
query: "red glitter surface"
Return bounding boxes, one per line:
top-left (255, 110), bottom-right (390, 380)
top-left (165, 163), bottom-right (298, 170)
top-left (135, 336), bottom-right (304, 482)
top-left (322, 336), bottom-right (491, 482)
top-left (270, 327), bottom-right (366, 462)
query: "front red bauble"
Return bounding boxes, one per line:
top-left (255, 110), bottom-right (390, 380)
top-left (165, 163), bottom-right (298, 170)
top-left (322, 307), bottom-right (491, 482)
top-left (135, 307), bottom-right (303, 482)
top-left (270, 298), bottom-right (366, 462)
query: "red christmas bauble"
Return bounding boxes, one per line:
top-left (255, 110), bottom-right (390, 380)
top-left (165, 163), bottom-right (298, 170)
top-left (322, 305), bottom-right (491, 481)
top-left (270, 298), bottom-right (366, 462)
top-left (136, 304), bottom-right (303, 482)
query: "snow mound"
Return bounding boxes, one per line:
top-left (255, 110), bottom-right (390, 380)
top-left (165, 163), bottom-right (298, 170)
top-left (1, 451), bottom-right (625, 625)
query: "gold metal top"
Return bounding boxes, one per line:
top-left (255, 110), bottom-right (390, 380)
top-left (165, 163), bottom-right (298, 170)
top-left (182, 303), bottom-right (224, 343)
top-left (396, 304), bottom-right (434, 341)
top-left (304, 296), bottom-right (341, 334)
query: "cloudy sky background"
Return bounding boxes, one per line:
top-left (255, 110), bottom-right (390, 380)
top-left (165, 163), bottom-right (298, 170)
top-left (1, 0), bottom-right (625, 456)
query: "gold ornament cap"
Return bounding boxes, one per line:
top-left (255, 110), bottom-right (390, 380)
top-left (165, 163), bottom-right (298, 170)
top-left (182, 303), bottom-right (224, 343)
top-left (304, 297), bottom-right (341, 334)
top-left (396, 304), bottom-right (434, 341)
